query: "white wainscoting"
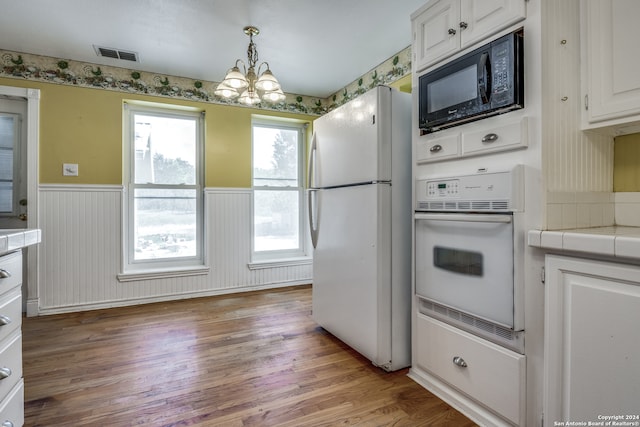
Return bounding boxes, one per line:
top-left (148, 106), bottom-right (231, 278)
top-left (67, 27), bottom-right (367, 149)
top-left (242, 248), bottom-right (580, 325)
top-left (36, 185), bottom-right (312, 315)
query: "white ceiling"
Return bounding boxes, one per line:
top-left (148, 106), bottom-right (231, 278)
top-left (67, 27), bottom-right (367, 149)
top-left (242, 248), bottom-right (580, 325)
top-left (0, 0), bottom-right (425, 98)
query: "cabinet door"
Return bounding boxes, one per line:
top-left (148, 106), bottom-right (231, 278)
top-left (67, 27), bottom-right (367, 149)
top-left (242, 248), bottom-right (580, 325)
top-left (460, 0), bottom-right (526, 48)
top-left (413, 0), bottom-right (460, 71)
top-left (584, 0), bottom-right (640, 124)
top-left (545, 255), bottom-right (640, 424)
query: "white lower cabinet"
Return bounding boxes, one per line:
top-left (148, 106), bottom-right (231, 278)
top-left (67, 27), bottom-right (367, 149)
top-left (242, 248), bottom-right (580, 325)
top-left (0, 251), bottom-right (23, 427)
top-left (544, 255), bottom-right (640, 426)
top-left (0, 380), bottom-right (23, 427)
top-left (413, 313), bottom-right (526, 426)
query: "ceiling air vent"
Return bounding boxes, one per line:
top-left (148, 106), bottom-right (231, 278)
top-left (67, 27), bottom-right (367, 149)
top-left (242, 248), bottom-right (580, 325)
top-left (93, 45), bottom-right (139, 62)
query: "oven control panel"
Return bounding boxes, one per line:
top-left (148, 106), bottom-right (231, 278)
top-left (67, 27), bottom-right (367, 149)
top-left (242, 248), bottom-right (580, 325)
top-left (416, 165), bottom-right (523, 212)
top-left (426, 179), bottom-right (460, 197)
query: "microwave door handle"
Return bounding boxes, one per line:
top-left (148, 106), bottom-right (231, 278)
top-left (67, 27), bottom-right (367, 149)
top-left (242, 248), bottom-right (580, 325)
top-left (478, 52), bottom-right (491, 104)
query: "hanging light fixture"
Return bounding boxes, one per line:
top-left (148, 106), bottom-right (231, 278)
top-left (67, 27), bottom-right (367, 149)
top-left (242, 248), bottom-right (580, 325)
top-left (215, 26), bottom-right (285, 105)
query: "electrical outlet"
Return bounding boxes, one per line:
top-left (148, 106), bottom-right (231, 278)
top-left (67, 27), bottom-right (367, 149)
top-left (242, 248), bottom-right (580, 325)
top-left (63, 163), bottom-right (79, 176)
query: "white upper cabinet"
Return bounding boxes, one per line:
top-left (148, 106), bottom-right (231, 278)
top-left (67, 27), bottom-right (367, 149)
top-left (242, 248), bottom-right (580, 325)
top-left (412, 0), bottom-right (526, 72)
top-left (582, 0), bottom-right (640, 132)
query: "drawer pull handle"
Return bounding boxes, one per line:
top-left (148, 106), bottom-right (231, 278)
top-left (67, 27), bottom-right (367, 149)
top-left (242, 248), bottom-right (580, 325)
top-left (481, 133), bottom-right (499, 143)
top-left (0, 315), bottom-right (11, 326)
top-left (2, 421), bottom-right (14, 427)
top-left (0, 367), bottom-right (12, 379)
top-left (430, 144), bottom-right (443, 153)
top-left (0, 269), bottom-right (11, 279)
top-left (452, 356), bottom-right (468, 368)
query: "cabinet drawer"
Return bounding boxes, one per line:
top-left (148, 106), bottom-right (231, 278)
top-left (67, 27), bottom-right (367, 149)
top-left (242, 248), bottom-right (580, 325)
top-left (0, 289), bottom-right (21, 343)
top-left (0, 379), bottom-right (24, 427)
top-left (0, 331), bottom-right (22, 403)
top-left (416, 133), bottom-right (460, 163)
top-left (415, 314), bottom-right (525, 425)
top-left (0, 251), bottom-right (22, 296)
top-left (462, 116), bottom-right (528, 156)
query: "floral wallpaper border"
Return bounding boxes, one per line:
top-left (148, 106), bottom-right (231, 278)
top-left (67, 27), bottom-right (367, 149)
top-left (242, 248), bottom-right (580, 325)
top-left (0, 47), bottom-right (411, 116)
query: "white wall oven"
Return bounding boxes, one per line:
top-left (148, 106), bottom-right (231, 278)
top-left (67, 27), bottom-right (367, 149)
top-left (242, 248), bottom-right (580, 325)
top-left (415, 166), bottom-right (524, 353)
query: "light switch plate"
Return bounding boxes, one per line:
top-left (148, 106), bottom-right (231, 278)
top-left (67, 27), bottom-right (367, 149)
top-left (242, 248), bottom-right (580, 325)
top-left (63, 163), bottom-right (79, 176)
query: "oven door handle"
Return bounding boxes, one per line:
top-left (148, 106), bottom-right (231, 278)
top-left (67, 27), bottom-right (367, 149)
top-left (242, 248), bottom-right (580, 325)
top-left (415, 213), bottom-right (512, 223)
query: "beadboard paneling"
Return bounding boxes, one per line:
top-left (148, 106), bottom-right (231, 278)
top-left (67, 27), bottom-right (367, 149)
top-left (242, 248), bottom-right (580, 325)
top-left (36, 186), bottom-right (312, 314)
top-left (541, 0), bottom-right (613, 193)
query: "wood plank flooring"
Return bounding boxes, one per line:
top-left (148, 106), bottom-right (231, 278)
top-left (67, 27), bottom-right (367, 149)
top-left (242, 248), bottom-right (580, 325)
top-left (22, 285), bottom-right (475, 426)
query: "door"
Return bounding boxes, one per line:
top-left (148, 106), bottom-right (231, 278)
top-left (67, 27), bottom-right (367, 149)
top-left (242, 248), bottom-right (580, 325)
top-left (584, 0), bottom-right (640, 123)
top-left (0, 97), bottom-right (28, 230)
top-left (311, 87), bottom-right (389, 188)
top-left (0, 86), bottom-right (39, 315)
top-left (311, 183), bottom-right (391, 367)
top-left (545, 255), bottom-right (640, 425)
top-left (413, 0), bottom-right (460, 71)
top-left (415, 213), bottom-right (514, 328)
top-left (461, 0), bottom-right (526, 48)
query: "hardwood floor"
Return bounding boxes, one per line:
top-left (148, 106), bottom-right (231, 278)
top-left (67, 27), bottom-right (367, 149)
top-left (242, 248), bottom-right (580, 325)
top-left (22, 285), bottom-right (475, 426)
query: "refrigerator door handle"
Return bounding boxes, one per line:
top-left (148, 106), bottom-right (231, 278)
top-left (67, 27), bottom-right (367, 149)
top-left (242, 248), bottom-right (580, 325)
top-left (307, 131), bottom-right (317, 189)
top-left (308, 189), bottom-right (319, 248)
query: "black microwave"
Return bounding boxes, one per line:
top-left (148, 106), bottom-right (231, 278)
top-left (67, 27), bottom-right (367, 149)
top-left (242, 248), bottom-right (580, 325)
top-left (418, 29), bottom-right (524, 134)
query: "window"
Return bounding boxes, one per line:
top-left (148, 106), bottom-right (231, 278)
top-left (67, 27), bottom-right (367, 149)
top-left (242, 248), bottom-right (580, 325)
top-left (252, 119), bottom-right (306, 260)
top-left (0, 114), bottom-right (19, 215)
top-left (123, 103), bottom-right (204, 275)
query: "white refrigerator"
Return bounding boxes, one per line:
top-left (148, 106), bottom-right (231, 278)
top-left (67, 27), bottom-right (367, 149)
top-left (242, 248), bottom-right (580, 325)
top-left (308, 85), bottom-right (412, 371)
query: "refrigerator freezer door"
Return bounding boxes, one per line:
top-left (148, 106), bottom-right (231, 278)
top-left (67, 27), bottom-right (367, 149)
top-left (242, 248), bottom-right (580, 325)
top-left (311, 87), bottom-right (391, 188)
top-left (312, 184), bottom-right (392, 368)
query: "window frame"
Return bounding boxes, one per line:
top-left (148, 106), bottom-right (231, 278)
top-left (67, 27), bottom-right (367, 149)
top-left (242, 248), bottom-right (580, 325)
top-left (121, 102), bottom-right (206, 277)
top-left (251, 117), bottom-right (308, 262)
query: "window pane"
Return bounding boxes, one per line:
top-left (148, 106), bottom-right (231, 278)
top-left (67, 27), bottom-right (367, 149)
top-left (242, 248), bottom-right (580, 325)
top-left (253, 126), bottom-right (299, 187)
top-left (0, 116), bottom-right (15, 213)
top-left (133, 188), bottom-right (197, 260)
top-left (0, 116), bottom-right (15, 149)
top-left (254, 190), bottom-right (299, 252)
top-left (134, 114), bottom-right (196, 185)
top-left (0, 182), bottom-right (12, 213)
top-left (0, 150), bottom-right (12, 181)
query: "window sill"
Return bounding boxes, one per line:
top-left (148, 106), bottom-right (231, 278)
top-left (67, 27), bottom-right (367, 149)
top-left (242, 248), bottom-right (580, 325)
top-left (248, 257), bottom-right (312, 270)
top-left (118, 266), bottom-right (210, 282)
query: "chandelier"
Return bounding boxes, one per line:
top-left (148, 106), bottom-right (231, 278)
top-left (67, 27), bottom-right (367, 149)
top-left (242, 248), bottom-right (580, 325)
top-left (215, 26), bottom-right (285, 105)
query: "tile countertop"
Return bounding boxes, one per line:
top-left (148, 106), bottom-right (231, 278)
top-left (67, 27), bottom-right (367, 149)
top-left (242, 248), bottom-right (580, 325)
top-left (528, 226), bottom-right (640, 260)
top-left (0, 229), bottom-right (41, 255)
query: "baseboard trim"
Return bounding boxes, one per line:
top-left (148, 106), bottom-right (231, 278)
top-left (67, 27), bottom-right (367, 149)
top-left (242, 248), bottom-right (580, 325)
top-left (33, 280), bottom-right (312, 316)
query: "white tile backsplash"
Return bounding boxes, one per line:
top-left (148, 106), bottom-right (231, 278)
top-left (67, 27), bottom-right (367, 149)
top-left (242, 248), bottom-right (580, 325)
top-left (615, 193), bottom-right (640, 227)
top-left (546, 192), bottom-right (640, 229)
top-left (546, 191), bottom-right (615, 230)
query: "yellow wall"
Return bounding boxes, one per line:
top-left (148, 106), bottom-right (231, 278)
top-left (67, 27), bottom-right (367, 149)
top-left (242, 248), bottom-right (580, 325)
top-left (613, 133), bottom-right (640, 192)
top-left (0, 77), bottom-right (314, 188)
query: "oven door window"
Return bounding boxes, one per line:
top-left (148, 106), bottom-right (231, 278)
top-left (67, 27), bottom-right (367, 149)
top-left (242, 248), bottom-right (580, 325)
top-left (434, 246), bottom-right (483, 277)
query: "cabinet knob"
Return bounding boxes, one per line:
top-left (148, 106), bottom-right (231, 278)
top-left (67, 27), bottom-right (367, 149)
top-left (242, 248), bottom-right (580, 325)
top-left (0, 367), bottom-right (12, 380)
top-left (459, 21), bottom-right (468, 29)
top-left (0, 269), bottom-right (11, 279)
top-left (0, 315), bottom-right (11, 326)
top-left (2, 421), bottom-right (14, 427)
top-left (429, 144), bottom-right (443, 153)
top-left (481, 133), bottom-right (499, 143)
top-left (452, 356), bottom-right (468, 368)
top-left (448, 28), bottom-right (457, 36)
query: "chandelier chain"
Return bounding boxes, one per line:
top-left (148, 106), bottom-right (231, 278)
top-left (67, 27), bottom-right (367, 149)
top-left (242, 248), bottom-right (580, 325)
top-left (247, 35), bottom-right (259, 69)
